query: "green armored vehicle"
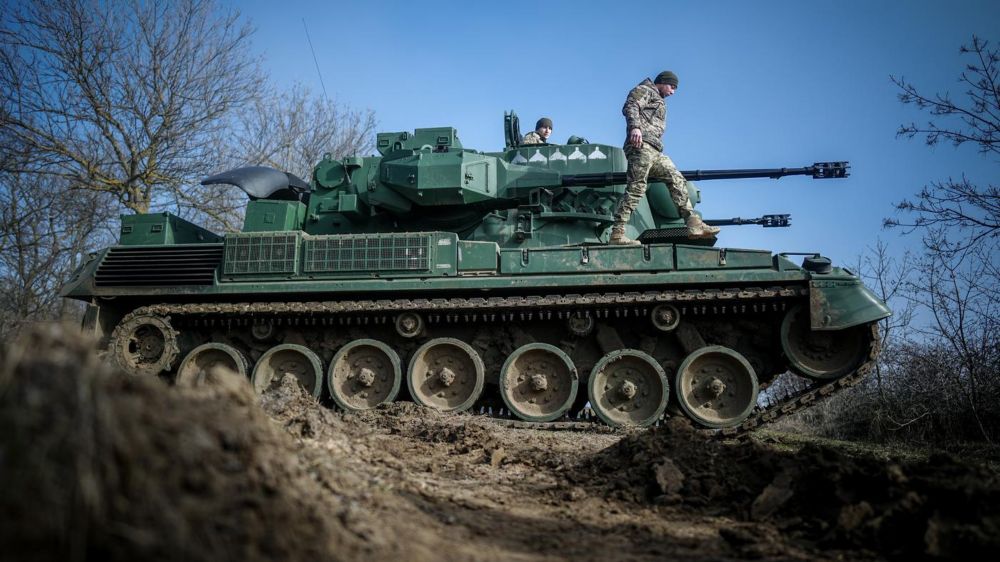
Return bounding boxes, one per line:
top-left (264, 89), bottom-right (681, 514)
top-left (62, 112), bottom-right (889, 432)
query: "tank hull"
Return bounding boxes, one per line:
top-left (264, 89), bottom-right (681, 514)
top-left (65, 229), bottom-right (888, 431)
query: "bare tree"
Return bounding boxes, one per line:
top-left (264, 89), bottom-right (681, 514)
top-left (0, 171), bottom-right (114, 338)
top-left (886, 36), bottom-right (1000, 256)
top-left (893, 36), bottom-right (999, 156)
top-left (854, 239), bottom-right (917, 402)
top-left (231, 84), bottom-right (378, 180)
top-left (902, 244), bottom-right (1000, 442)
top-left (0, 0), bottom-right (381, 337)
top-left (167, 85), bottom-right (378, 233)
top-left (0, 0), bottom-right (264, 214)
top-left (777, 239), bottom-right (999, 444)
top-left (790, 39), bottom-right (1000, 445)
top-left (882, 35), bottom-right (1000, 444)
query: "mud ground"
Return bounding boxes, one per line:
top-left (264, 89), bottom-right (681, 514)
top-left (1, 326), bottom-right (998, 561)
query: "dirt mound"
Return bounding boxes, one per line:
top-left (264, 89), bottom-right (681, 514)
top-left (5, 325), bottom-right (999, 561)
top-left (580, 418), bottom-right (1000, 559)
top-left (0, 325), bottom-right (361, 562)
top-left (258, 372), bottom-right (350, 439)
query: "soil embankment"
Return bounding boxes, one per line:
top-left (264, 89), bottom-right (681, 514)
top-left (1, 326), bottom-right (997, 561)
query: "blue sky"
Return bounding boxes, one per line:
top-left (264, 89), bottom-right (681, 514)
top-left (239, 0), bottom-right (998, 267)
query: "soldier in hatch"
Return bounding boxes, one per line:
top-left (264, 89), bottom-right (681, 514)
top-left (521, 117), bottom-right (553, 145)
top-left (609, 71), bottom-right (719, 245)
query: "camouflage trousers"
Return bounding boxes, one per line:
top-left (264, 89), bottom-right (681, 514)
top-left (613, 144), bottom-right (692, 225)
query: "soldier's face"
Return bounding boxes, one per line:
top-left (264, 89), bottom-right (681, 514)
top-left (658, 84), bottom-right (676, 97)
top-left (537, 125), bottom-right (552, 139)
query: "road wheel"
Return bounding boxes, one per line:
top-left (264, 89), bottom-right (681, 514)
top-left (407, 338), bottom-right (484, 413)
top-left (499, 343), bottom-right (578, 422)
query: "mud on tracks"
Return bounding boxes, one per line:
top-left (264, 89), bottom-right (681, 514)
top-left (2, 325), bottom-right (999, 561)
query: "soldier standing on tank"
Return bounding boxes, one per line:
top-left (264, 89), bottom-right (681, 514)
top-left (522, 117), bottom-right (553, 145)
top-left (609, 71), bottom-right (719, 245)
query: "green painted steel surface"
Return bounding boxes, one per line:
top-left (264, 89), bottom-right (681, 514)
top-left (457, 240), bottom-right (499, 272)
top-left (119, 213), bottom-right (220, 246)
top-left (63, 230), bottom-right (823, 300)
top-left (500, 245), bottom-right (675, 274)
top-left (243, 200), bottom-right (306, 232)
top-left (808, 277), bottom-right (893, 330)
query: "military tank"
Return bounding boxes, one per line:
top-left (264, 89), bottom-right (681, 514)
top-left (61, 112), bottom-right (890, 433)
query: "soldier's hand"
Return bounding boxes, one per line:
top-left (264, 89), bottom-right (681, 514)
top-left (629, 128), bottom-right (642, 149)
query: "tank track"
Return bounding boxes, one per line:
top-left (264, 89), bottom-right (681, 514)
top-left (468, 328), bottom-right (878, 440)
top-left (137, 285), bottom-right (807, 317)
top-left (114, 285), bottom-right (879, 438)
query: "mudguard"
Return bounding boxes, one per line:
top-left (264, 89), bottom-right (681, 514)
top-left (809, 277), bottom-right (891, 330)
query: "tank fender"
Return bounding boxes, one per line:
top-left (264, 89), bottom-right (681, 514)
top-left (809, 278), bottom-right (891, 330)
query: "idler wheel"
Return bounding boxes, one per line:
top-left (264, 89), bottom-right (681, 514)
top-left (675, 346), bottom-right (759, 429)
top-left (407, 338), bottom-right (484, 412)
top-left (499, 343), bottom-right (579, 422)
top-left (109, 314), bottom-right (180, 376)
top-left (781, 305), bottom-right (871, 380)
top-left (587, 350), bottom-right (668, 427)
top-left (176, 343), bottom-right (249, 387)
top-left (251, 344), bottom-right (323, 397)
top-left (327, 339), bottom-right (401, 411)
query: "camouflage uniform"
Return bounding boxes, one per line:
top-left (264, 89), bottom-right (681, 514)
top-left (613, 78), bottom-right (692, 226)
top-left (622, 79), bottom-right (666, 151)
top-left (522, 131), bottom-right (544, 145)
top-left (614, 145), bottom-right (692, 225)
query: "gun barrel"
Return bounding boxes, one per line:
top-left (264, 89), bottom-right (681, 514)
top-left (561, 161), bottom-right (849, 187)
top-left (703, 214), bottom-right (791, 227)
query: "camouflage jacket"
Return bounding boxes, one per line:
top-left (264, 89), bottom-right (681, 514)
top-left (522, 131), bottom-right (544, 145)
top-left (622, 78), bottom-right (666, 151)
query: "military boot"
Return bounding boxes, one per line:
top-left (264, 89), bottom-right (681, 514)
top-left (608, 224), bottom-right (641, 246)
top-left (686, 214), bottom-right (720, 239)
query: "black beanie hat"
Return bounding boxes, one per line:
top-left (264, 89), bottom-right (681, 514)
top-left (536, 117), bottom-right (553, 129)
top-left (653, 71), bottom-right (679, 88)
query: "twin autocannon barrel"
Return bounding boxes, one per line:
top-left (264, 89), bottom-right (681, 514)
top-left (560, 161), bottom-right (850, 187)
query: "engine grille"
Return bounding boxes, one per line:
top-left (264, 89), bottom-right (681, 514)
top-left (95, 245), bottom-right (223, 287)
top-left (223, 233), bottom-right (299, 275)
top-left (303, 234), bottom-right (431, 273)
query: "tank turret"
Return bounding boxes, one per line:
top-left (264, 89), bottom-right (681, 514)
top-left (205, 117), bottom-right (848, 249)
